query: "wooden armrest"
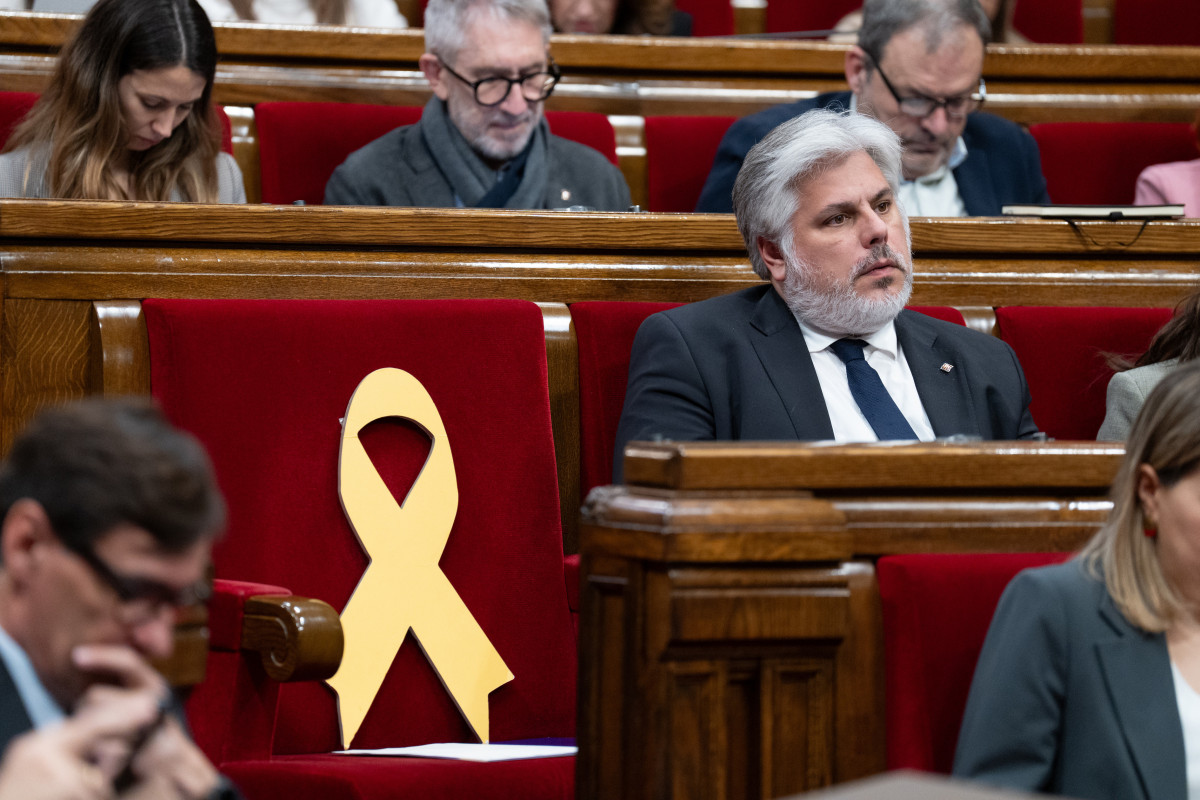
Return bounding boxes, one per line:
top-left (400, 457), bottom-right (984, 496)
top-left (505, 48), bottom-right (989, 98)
top-left (239, 595), bottom-right (344, 682)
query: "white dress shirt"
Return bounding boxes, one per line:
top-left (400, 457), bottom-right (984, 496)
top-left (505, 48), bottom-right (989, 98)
top-left (1172, 661), bottom-right (1200, 800)
top-left (797, 318), bottom-right (936, 442)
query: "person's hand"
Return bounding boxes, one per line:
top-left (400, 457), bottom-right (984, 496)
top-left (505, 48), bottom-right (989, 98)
top-left (0, 685), bottom-right (159, 800)
top-left (73, 645), bottom-right (222, 800)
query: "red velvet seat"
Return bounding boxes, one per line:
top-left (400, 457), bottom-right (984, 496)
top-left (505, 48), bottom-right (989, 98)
top-left (572, 301), bottom-right (965, 497)
top-left (643, 115), bottom-right (736, 212)
top-left (0, 91), bottom-right (37, 147)
top-left (1029, 122), bottom-right (1199, 205)
top-left (764, 0), bottom-right (860, 34)
top-left (256, 101), bottom-right (618, 205)
top-left (995, 305), bottom-right (1172, 440)
top-left (878, 552), bottom-right (1071, 773)
top-left (146, 298), bottom-right (576, 800)
top-left (1011, 0), bottom-right (1083, 44)
top-left (1113, 0), bottom-right (1200, 44)
top-left (673, 0), bottom-right (734, 36)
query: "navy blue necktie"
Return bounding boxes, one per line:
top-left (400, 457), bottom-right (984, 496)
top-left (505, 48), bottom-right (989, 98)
top-left (828, 338), bottom-right (918, 440)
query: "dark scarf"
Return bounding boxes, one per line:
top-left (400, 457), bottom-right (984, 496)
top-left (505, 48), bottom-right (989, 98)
top-left (418, 97), bottom-right (550, 209)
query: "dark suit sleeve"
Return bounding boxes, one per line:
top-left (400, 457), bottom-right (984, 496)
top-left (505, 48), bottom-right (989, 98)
top-left (1017, 125), bottom-right (1051, 205)
top-left (1002, 341), bottom-right (1041, 440)
top-left (612, 312), bottom-right (717, 481)
top-left (694, 120), bottom-right (752, 213)
top-left (324, 162), bottom-right (369, 206)
top-left (953, 569), bottom-right (1067, 792)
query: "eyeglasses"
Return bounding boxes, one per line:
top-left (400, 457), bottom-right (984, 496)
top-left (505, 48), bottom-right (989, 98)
top-left (437, 57), bottom-right (561, 107)
top-left (864, 51), bottom-right (985, 120)
top-left (67, 543), bottom-right (211, 625)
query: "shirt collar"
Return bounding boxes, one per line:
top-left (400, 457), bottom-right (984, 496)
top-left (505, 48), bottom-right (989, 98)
top-left (797, 316), bottom-right (900, 359)
top-left (0, 621), bottom-right (65, 728)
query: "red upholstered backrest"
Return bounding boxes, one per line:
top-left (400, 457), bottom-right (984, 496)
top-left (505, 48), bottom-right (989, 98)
top-left (1113, 0), bottom-right (1200, 44)
top-left (878, 552), bottom-right (1072, 774)
top-left (257, 101), bottom-right (618, 205)
top-left (1, 93), bottom-right (231, 154)
top-left (644, 115), bottom-right (736, 212)
top-left (257, 102), bottom-right (423, 205)
top-left (146, 299), bottom-right (576, 754)
top-left (1029, 122), bottom-right (1200, 205)
top-left (765, 0), bottom-right (860, 33)
top-left (0, 92), bottom-right (37, 147)
top-left (1012, 0), bottom-right (1083, 43)
top-left (543, 110), bottom-right (619, 166)
top-left (573, 301), bottom-right (683, 496)
top-left (672, 0), bottom-right (734, 36)
top-left (995, 305), bottom-right (1172, 440)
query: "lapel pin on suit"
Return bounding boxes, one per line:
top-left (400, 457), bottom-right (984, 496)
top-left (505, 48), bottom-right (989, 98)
top-left (941, 363), bottom-right (954, 373)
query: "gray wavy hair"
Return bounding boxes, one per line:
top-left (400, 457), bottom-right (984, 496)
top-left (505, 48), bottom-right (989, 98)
top-left (425, 0), bottom-right (552, 63)
top-left (732, 108), bottom-right (904, 280)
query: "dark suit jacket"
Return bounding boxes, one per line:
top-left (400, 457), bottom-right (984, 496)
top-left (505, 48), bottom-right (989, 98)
top-left (0, 662), bottom-right (33, 752)
top-left (694, 90), bottom-right (1050, 214)
top-left (954, 561), bottom-right (1187, 800)
top-left (613, 285), bottom-right (1039, 481)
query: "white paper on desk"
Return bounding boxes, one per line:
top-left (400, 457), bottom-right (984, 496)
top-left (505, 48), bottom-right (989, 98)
top-left (337, 743), bottom-right (577, 762)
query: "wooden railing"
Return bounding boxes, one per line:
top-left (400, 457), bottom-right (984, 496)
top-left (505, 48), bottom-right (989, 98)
top-left (2, 203), bottom-right (1198, 548)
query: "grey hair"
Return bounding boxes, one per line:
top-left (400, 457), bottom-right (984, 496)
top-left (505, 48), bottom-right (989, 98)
top-left (858, 0), bottom-right (991, 63)
top-left (732, 108), bottom-right (904, 280)
top-left (424, 0), bottom-right (552, 62)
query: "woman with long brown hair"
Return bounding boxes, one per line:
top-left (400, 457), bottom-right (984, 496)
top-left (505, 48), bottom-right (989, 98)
top-left (0, 0), bottom-right (245, 202)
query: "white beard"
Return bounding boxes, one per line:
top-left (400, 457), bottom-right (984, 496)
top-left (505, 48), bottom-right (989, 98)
top-left (779, 242), bottom-right (914, 337)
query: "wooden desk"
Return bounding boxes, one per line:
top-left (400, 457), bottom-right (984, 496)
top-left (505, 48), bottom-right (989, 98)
top-left (1, 203), bottom-right (1196, 547)
top-left (576, 441), bottom-right (1122, 800)
top-left (4, 14), bottom-right (1200, 123)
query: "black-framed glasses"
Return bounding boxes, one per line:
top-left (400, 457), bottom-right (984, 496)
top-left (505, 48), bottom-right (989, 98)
top-left (438, 57), bottom-right (560, 107)
top-left (864, 51), bottom-right (985, 120)
top-left (67, 543), bottom-right (211, 625)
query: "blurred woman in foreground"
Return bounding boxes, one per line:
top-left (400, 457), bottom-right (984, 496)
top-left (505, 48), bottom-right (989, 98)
top-left (955, 360), bottom-right (1200, 798)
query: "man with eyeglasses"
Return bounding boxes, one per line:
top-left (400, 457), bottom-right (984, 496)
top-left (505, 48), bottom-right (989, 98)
top-left (0, 398), bottom-right (239, 799)
top-left (325, 0), bottom-right (631, 210)
top-left (695, 0), bottom-right (1049, 216)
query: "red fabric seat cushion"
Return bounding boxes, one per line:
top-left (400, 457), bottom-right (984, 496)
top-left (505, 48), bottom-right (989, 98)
top-left (223, 752), bottom-right (575, 800)
top-left (672, 0), bottom-right (733, 36)
top-left (878, 552), bottom-right (1071, 774)
top-left (1029, 122), bottom-right (1200, 205)
top-left (995, 305), bottom-right (1171, 440)
top-left (146, 299), bottom-right (576, 759)
top-left (1012, 0), bottom-right (1083, 43)
top-left (644, 115), bottom-right (736, 212)
top-left (764, 0), bottom-right (859, 33)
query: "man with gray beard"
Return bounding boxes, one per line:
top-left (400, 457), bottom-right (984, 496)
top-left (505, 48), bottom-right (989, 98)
top-left (324, 0), bottom-right (630, 210)
top-left (613, 110), bottom-right (1039, 481)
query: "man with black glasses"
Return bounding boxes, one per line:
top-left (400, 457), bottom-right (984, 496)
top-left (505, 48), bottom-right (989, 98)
top-left (696, 0), bottom-right (1049, 215)
top-left (325, 0), bottom-right (631, 210)
top-left (0, 398), bottom-right (238, 799)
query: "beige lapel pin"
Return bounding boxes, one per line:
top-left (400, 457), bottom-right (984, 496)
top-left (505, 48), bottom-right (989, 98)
top-left (941, 363), bottom-right (954, 373)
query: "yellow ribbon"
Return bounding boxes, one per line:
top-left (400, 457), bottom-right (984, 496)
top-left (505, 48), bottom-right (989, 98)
top-left (327, 368), bottom-right (513, 747)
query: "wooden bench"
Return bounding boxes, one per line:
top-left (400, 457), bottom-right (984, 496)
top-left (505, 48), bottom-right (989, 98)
top-left (578, 440), bottom-right (1121, 800)
top-left (2, 203), bottom-right (1198, 543)
top-left (6, 14), bottom-right (1200, 205)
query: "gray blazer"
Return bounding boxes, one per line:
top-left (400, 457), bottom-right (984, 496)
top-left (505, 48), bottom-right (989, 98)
top-left (1097, 360), bottom-right (1177, 441)
top-left (954, 561), bottom-right (1186, 800)
top-left (613, 285), bottom-right (1040, 481)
